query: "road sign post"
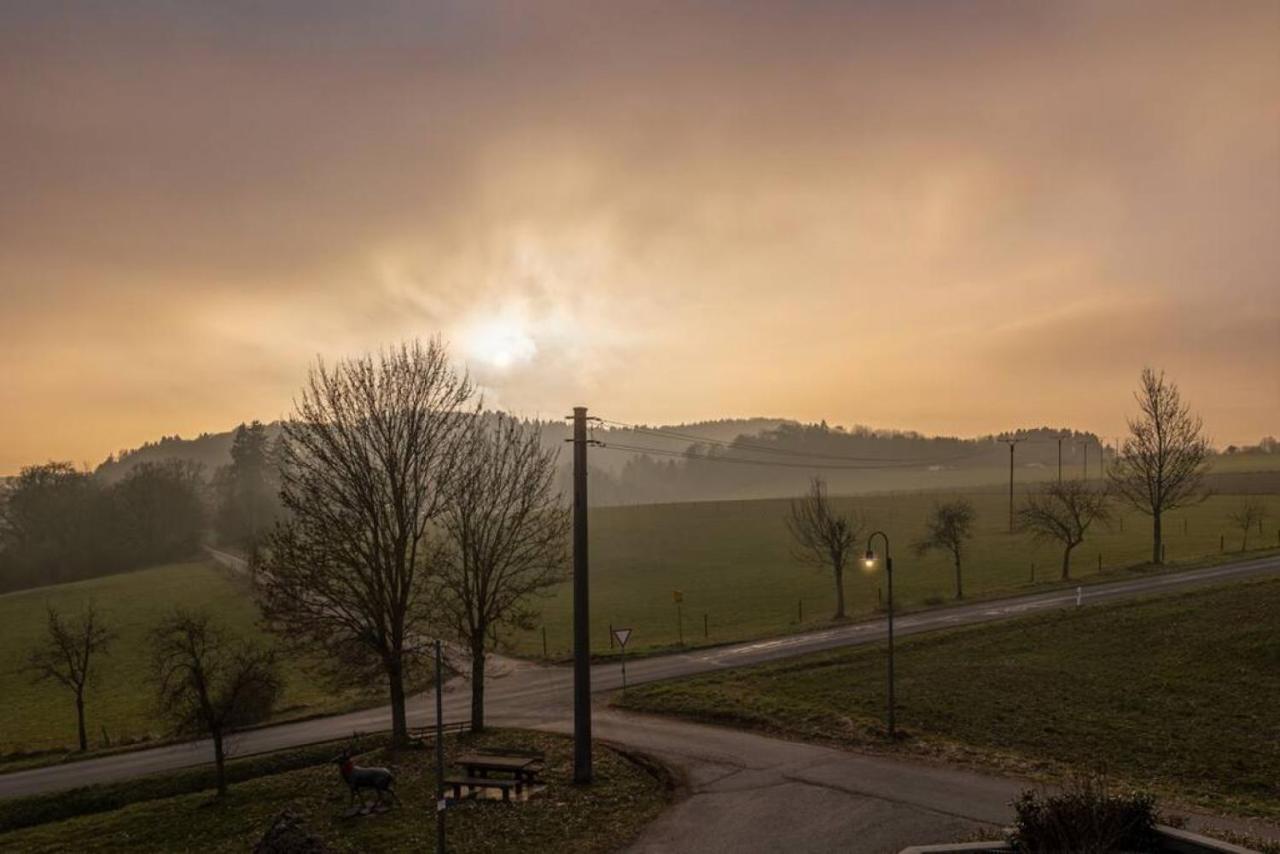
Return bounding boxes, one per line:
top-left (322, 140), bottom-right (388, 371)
top-left (612, 627), bottom-right (632, 689)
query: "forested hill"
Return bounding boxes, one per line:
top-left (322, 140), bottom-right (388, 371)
top-left (94, 424), bottom-right (284, 483)
top-left (94, 417), bottom-right (1107, 505)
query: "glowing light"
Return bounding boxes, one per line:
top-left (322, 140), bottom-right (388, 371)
top-left (464, 316), bottom-right (537, 370)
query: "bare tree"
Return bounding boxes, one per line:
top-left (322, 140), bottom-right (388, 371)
top-left (1109, 368), bottom-right (1210, 564)
top-left (1227, 499), bottom-right (1267, 552)
top-left (257, 339), bottom-right (475, 745)
top-left (1016, 481), bottom-right (1111, 580)
top-left (786, 478), bottom-right (863, 619)
top-left (436, 414), bottom-right (569, 731)
top-left (913, 499), bottom-right (977, 599)
top-left (150, 610), bottom-right (282, 797)
top-left (24, 603), bottom-right (115, 751)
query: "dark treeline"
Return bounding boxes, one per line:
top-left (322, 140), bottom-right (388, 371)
top-left (0, 460), bottom-right (206, 592)
top-left (0, 421), bottom-right (283, 593)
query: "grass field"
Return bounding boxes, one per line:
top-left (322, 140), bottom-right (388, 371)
top-left (615, 577), bottom-right (1280, 819)
top-left (4, 486), bottom-right (1277, 759)
top-left (513, 491), bottom-right (1280, 657)
top-left (0, 563), bottom-right (381, 760)
top-left (0, 730), bottom-right (669, 853)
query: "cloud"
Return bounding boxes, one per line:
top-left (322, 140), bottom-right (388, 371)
top-left (0, 1), bottom-right (1277, 471)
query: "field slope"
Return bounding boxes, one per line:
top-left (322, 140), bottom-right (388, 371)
top-left (0, 563), bottom-right (382, 761)
top-left (617, 577), bottom-right (1280, 820)
top-left (515, 491), bottom-right (1280, 657)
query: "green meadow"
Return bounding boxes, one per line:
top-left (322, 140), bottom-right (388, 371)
top-left (514, 490), bottom-right (1280, 657)
top-left (0, 563), bottom-right (379, 760)
top-left (616, 577), bottom-right (1280, 819)
top-left (2, 485), bottom-right (1276, 759)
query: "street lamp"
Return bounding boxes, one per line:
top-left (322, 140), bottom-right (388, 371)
top-left (863, 530), bottom-right (895, 738)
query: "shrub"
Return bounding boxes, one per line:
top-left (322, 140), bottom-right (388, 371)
top-left (1010, 771), bottom-right (1159, 853)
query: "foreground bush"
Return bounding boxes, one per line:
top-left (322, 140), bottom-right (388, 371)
top-left (1010, 773), bottom-right (1159, 853)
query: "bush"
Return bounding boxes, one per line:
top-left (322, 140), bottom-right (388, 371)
top-left (1010, 772), bottom-right (1159, 853)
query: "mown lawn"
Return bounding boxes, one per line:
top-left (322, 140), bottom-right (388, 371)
top-left (515, 491), bottom-right (1280, 657)
top-left (0, 562), bottom-right (383, 761)
top-left (616, 578), bottom-right (1280, 820)
top-left (0, 730), bottom-right (670, 853)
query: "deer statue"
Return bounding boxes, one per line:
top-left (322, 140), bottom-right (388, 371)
top-left (334, 744), bottom-right (399, 809)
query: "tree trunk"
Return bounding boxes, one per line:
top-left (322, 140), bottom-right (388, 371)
top-left (1152, 512), bottom-right (1163, 564)
top-left (1061, 543), bottom-right (1075, 580)
top-left (954, 555), bottom-right (963, 599)
top-left (470, 633), bottom-right (487, 732)
top-left (833, 564), bottom-right (846, 620)
top-left (387, 657), bottom-right (408, 747)
top-left (75, 693), bottom-right (87, 752)
top-left (212, 729), bottom-right (227, 797)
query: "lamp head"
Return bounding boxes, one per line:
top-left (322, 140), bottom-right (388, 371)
top-left (863, 549), bottom-right (877, 570)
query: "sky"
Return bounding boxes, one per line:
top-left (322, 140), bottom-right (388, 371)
top-left (1, 1), bottom-right (1277, 474)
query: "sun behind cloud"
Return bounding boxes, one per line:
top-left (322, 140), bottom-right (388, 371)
top-left (462, 313), bottom-right (538, 371)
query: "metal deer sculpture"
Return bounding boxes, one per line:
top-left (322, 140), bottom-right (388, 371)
top-left (334, 744), bottom-right (399, 809)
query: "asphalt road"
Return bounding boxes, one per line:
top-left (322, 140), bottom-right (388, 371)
top-left (3, 554), bottom-right (1278, 851)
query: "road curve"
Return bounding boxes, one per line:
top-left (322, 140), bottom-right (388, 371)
top-left (1, 553), bottom-right (1277, 804)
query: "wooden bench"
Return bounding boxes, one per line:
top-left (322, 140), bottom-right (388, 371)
top-left (443, 775), bottom-right (523, 802)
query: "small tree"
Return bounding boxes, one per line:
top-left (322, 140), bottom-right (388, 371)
top-left (150, 610), bottom-right (282, 796)
top-left (436, 414), bottom-right (569, 731)
top-left (786, 478), bottom-right (863, 619)
top-left (1227, 499), bottom-right (1267, 552)
top-left (24, 603), bottom-right (115, 751)
top-left (1109, 368), bottom-right (1210, 564)
top-left (913, 499), bottom-right (977, 599)
top-left (1016, 481), bottom-right (1111, 580)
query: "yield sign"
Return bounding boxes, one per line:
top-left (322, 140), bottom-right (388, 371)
top-left (612, 627), bottom-right (632, 649)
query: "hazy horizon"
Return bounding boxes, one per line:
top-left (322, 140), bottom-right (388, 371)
top-left (2, 1), bottom-right (1277, 474)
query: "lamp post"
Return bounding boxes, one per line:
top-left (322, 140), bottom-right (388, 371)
top-left (863, 530), bottom-right (895, 738)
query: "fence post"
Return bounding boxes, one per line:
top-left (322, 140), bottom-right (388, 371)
top-left (609, 623), bottom-right (614, 650)
top-left (704, 613), bottom-right (708, 638)
top-left (542, 626), bottom-right (548, 659)
top-left (1220, 534), bottom-right (1224, 553)
top-left (1161, 543), bottom-right (1166, 563)
top-left (798, 599), bottom-right (803, 623)
top-left (1097, 553), bottom-right (1102, 572)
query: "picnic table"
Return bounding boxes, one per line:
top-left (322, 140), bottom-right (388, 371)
top-left (454, 752), bottom-right (542, 782)
top-left (444, 750), bottom-right (545, 803)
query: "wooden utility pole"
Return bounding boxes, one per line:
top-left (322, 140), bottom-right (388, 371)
top-left (570, 406), bottom-right (594, 784)
top-left (1078, 439), bottom-right (1090, 481)
top-left (1000, 436), bottom-right (1021, 533)
top-left (434, 639), bottom-right (446, 853)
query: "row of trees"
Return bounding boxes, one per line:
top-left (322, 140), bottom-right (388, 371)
top-left (25, 603), bottom-right (280, 797)
top-left (0, 460), bottom-right (206, 592)
top-left (789, 369), bottom-right (1215, 616)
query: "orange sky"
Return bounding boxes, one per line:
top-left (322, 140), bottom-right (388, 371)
top-left (1, 1), bottom-right (1277, 474)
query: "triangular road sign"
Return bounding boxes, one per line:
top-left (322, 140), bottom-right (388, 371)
top-left (612, 627), bottom-right (632, 648)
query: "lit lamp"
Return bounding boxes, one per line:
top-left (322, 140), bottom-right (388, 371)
top-left (863, 531), bottom-right (895, 738)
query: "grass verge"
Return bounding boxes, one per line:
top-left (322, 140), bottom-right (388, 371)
top-left (615, 577), bottom-right (1280, 820)
top-left (0, 729), bottom-right (671, 853)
